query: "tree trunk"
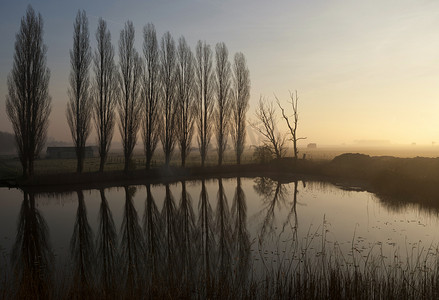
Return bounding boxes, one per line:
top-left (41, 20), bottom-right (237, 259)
top-left (77, 151), bottom-right (84, 173)
top-left (99, 156), bottom-right (105, 172)
top-left (181, 150), bottom-right (186, 168)
top-left (124, 156), bottom-right (130, 172)
top-left (145, 156), bottom-right (151, 170)
top-left (29, 159), bottom-right (34, 178)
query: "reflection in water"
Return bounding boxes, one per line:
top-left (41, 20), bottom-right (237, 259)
top-left (177, 181), bottom-right (197, 284)
top-left (6, 178), bottom-right (439, 297)
top-left (198, 179), bottom-right (215, 293)
top-left (11, 192), bottom-right (54, 299)
top-left (231, 177), bottom-right (250, 286)
top-left (96, 189), bottom-right (118, 296)
top-left (281, 181), bottom-right (299, 237)
top-left (162, 184), bottom-right (178, 279)
top-left (143, 184), bottom-right (162, 281)
top-left (8, 180), bottom-right (254, 298)
top-left (119, 186), bottom-right (145, 296)
top-left (254, 177), bottom-right (288, 239)
top-left (215, 178), bottom-right (232, 283)
top-left (69, 190), bottom-right (95, 298)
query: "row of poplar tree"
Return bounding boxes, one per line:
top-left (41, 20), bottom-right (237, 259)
top-left (6, 6), bottom-right (251, 177)
top-left (68, 10), bottom-right (251, 173)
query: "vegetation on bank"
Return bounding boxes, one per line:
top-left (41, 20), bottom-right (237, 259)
top-left (2, 151), bottom-right (439, 207)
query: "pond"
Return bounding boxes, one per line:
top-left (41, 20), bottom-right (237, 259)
top-left (1, 177), bottom-right (439, 298)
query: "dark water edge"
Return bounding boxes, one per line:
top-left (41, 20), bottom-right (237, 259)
top-left (4, 154), bottom-right (439, 212)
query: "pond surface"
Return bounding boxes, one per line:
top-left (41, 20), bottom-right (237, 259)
top-left (1, 177), bottom-right (439, 296)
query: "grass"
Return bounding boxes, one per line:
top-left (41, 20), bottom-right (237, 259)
top-left (2, 219), bottom-right (439, 299)
top-left (0, 149), bottom-right (258, 179)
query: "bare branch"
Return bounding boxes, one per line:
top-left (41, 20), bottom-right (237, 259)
top-left (275, 90), bottom-right (306, 160)
top-left (249, 97), bottom-right (286, 159)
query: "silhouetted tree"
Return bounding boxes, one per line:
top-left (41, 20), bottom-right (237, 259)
top-left (11, 192), bottom-right (54, 299)
top-left (142, 23), bottom-right (161, 170)
top-left (67, 10), bottom-right (92, 173)
top-left (118, 21), bottom-right (142, 172)
top-left (195, 41), bottom-right (215, 167)
top-left (251, 97), bottom-right (286, 159)
top-left (276, 90), bottom-right (306, 161)
top-left (6, 6), bottom-right (51, 178)
top-left (231, 53), bottom-right (250, 165)
top-left (160, 32), bottom-right (178, 166)
top-left (214, 43), bottom-right (232, 166)
top-left (69, 190), bottom-right (95, 298)
top-left (93, 19), bottom-right (118, 172)
top-left (176, 37), bottom-right (195, 167)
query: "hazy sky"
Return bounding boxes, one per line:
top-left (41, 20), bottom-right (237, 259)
top-left (1, 0), bottom-right (439, 146)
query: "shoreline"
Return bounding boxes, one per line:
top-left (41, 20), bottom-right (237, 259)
top-left (2, 154), bottom-right (439, 208)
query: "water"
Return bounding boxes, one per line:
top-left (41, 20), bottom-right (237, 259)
top-left (1, 177), bottom-right (439, 296)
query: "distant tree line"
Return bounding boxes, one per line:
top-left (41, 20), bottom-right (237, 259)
top-left (6, 6), bottom-right (251, 177)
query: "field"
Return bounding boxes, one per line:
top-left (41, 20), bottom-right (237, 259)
top-left (2, 145), bottom-right (439, 180)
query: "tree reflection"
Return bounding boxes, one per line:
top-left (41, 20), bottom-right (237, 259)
top-left (143, 184), bottom-right (162, 281)
top-left (177, 181), bottom-right (197, 283)
top-left (96, 189), bottom-right (118, 297)
top-left (254, 177), bottom-right (288, 239)
top-left (120, 186), bottom-right (145, 296)
top-left (11, 192), bottom-right (54, 299)
top-left (198, 179), bottom-right (215, 294)
top-left (231, 177), bottom-right (250, 286)
top-left (69, 190), bottom-right (95, 298)
top-left (281, 181), bottom-right (299, 239)
top-left (215, 178), bottom-right (232, 283)
top-left (162, 184), bottom-right (178, 276)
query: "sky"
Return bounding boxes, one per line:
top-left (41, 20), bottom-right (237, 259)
top-left (1, 0), bottom-right (439, 147)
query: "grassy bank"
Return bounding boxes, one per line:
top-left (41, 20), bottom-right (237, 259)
top-left (3, 152), bottom-right (439, 207)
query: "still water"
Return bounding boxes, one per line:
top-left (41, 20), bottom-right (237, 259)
top-left (0, 177), bottom-right (438, 295)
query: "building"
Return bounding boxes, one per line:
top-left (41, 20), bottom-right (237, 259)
top-left (46, 146), bottom-right (98, 159)
top-left (307, 143), bottom-right (317, 149)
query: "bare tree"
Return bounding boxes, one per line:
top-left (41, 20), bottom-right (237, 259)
top-left (6, 6), bottom-right (51, 178)
top-left (93, 18), bottom-right (118, 172)
top-left (275, 90), bottom-right (306, 161)
top-left (214, 43), bottom-right (232, 166)
top-left (118, 21), bottom-right (143, 172)
top-left (195, 41), bottom-right (214, 167)
top-left (176, 37), bottom-right (195, 167)
top-left (142, 23), bottom-right (161, 169)
top-left (67, 10), bottom-right (92, 173)
top-left (231, 53), bottom-right (250, 165)
top-left (250, 97), bottom-right (286, 159)
top-left (159, 32), bottom-right (178, 167)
